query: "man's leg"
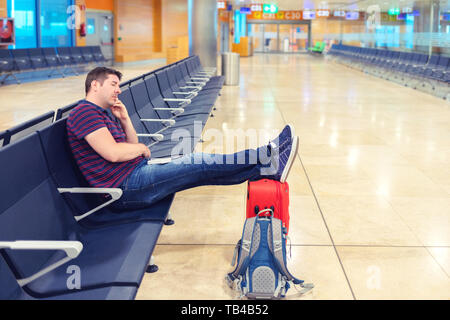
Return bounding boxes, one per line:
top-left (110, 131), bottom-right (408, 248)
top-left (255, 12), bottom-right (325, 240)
top-left (119, 146), bottom-right (270, 207)
top-left (117, 124), bottom-right (298, 208)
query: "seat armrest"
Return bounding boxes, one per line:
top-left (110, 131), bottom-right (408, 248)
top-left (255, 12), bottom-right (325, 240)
top-left (0, 240), bottom-right (83, 287)
top-left (174, 91), bottom-right (198, 96)
top-left (164, 98), bottom-right (191, 103)
top-left (136, 133), bottom-right (164, 141)
top-left (58, 188), bottom-right (123, 221)
top-left (180, 86), bottom-right (202, 90)
top-left (186, 81), bottom-right (206, 85)
top-left (154, 107), bottom-right (184, 114)
top-left (141, 119), bottom-right (176, 125)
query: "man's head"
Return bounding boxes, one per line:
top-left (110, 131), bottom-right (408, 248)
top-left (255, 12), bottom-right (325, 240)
top-left (85, 67), bottom-right (123, 108)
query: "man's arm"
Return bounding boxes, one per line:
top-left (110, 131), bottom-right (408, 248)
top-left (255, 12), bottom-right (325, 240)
top-left (119, 117), bottom-right (139, 144)
top-left (85, 127), bottom-right (150, 163)
top-left (111, 99), bottom-right (138, 144)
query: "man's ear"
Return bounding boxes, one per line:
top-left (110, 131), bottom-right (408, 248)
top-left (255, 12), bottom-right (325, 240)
top-left (90, 80), bottom-right (99, 92)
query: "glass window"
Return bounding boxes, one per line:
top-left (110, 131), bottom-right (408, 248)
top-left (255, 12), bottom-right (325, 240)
top-left (331, 0), bottom-right (450, 55)
top-left (7, 0), bottom-right (37, 48)
top-left (87, 18), bottom-right (95, 35)
top-left (40, 0), bottom-right (73, 47)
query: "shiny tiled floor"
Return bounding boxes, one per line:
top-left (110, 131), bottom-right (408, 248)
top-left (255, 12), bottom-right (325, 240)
top-left (0, 54), bottom-right (448, 300)
top-left (137, 54), bottom-right (449, 300)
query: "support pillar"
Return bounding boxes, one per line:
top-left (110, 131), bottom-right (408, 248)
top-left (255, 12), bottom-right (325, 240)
top-left (188, 0), bottom-right (218, 70)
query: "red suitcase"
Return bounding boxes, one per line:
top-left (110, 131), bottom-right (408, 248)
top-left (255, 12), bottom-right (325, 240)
top-left (246, 179), bottom-right (290, 235)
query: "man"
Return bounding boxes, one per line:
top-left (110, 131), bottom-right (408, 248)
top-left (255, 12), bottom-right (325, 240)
top-left (67, 67), bottom-right (299, 209)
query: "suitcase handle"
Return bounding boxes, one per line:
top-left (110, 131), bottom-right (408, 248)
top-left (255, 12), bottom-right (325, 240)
top-left (255, 205), bottom-right (275, 215)
top-left (257, 208), bottom-right (274, 217)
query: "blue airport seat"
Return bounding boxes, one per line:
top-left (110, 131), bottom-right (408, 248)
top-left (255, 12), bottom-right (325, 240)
top-left (177, 59), bottom-right (222, 91)
top-left (155, 68), bottom-right (193, 109)
top-left (129, 81), bottom-right (201, 155)
top-left (80, 46), bottom-right (95, 64)
top-left (129, 81), bottom-right (176, 138)
top-left (42, 47), bottom-right (59, 66)
top-left (56, 46), bottom-right (73, 65)
top-left (444, 70), bottom-right (450, 84)
top-left (120, 74), bottom-right (146, 88)
top-left (328, 44), bottom-right (449, 99)
top-left (5, 111), bottom-right (55, 145)
top-left (0, 50), bottom-right (19, 84)
top-left (168, 64), bottom-right (219, 106)
top-left (0, 50), bottom-right (14, 74)
top-left (155, 68), bottom-right (214, 116)
top-left (0, 130), bottom-right (9, 147)
top-left (192, 55), bottom-right (219, 75)
top-left (422, 57), bottom-right (440, 77)
top-left (420, 56), bottom-right (448, 82)
top-left (3, 48), bottom-right (75, 84)
top-left (28, 48), bottom-right (48, 69)
top-left (42, 47), bottom-right (65, 78)
top-left (144, 74), bottom-right (209, 126)
top-left (69, 47), bottom-right (86, 65)
top-left (166, 66), bottom-right (220, 119)
top-left (90, 46), bottom-right (107, 63)
top-left (436, 56), bottom-right (449, 70)
top-left (56, 47), bottom-right (79, 75)
top-left (0, 255), bottom-right (137, 300)
top-left (10, 49), bottom-right (33, 73)
top-left (37, 118), bottom-right (172, 225)
top-left (0, 50), bottom-right (18, 84)
top-left (139, 75), bottom-right (207, 132)
top-left (174, 60), bottom-right (204, 91)
top-left (0, 133), bottom-right (162, 297)
top-left (118, 86), bottom-right (158, 147)
top-left (55, 102), bottom-right (79, 121)
top-left (185, 58), bottom-right (224, 89)
top-left (427, 55), bottom-right (441, 69)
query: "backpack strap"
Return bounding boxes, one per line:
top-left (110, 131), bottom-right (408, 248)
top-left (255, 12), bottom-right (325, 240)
top-left (269, 217), bottom-right (314, 296)
top-left (269, 217), bottom-right (302, 283)
top-left (227, 216), bottom-right (258, 282)
top-left (269, 218), bottom-right (314, 296)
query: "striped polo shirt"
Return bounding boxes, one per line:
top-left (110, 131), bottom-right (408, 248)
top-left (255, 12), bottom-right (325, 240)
top-left (67, 100), bottom-right (143, 188)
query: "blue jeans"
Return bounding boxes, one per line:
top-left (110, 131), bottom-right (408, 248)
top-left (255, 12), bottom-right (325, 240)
top-left (114, 146), bottom-right (272, 210)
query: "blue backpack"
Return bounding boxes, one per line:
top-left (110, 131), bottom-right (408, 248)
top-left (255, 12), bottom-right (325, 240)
top-left (226, 210), bottom-right (313, 299)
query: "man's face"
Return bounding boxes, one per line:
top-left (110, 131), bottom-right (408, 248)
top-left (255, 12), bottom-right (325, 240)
top-left (92, 74), bottom-right (121, 107)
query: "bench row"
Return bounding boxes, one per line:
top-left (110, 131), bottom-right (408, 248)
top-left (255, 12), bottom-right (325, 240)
top-left (0, 46), bottom-right (107, 84)
top-left (0, 56), bottom-right (222, 150)
top-left (327, 44), bottom-right (450, 99)
top-left (0, 55), bottom-right (224, 300)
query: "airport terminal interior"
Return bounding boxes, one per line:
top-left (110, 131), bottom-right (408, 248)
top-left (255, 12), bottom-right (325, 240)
top-left (0, 0), bottom-right (449, 300)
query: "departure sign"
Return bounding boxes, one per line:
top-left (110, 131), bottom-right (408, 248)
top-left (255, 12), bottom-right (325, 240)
top-left (317, 10), bottom-right (330, 17)
top-left (388, 8), bottom-right (400, 15)
top-left (251, 4), bottom-right (262, 12)
top-left (263, 4), bottom-right (278, 14)
top-left (345, 11), bottom-right (359, 20)
top-left (302, 10), bottom-right (316, 19)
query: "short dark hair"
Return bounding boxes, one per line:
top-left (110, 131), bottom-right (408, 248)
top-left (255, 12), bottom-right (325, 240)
top-left (85, 67), bottom-right (123, 94)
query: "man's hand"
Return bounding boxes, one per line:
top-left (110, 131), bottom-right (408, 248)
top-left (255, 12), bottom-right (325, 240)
top-left (111, 99), bottom-right (129, 121)
top-left (139, 143), bottom-right (151, 159)
top-left (111, 99), bottom-right (138, 144)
